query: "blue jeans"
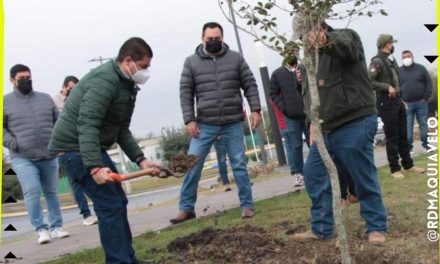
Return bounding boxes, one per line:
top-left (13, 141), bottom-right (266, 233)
top-left (214, 138), bottom-right (229, 185)
top-left (179, 122), bottom-right (253, 212)
top-left (281, 128), bottom-right (295, 174)
top-left (406, 100), bottom-right (428, 149)
top-left (284, 117), bottom-right (309, 174)
top-left (11, 157), bottom-right (63, 231)
top-left (59, 151), bottom-right (136, 264)
top-left (68, 178), bottom-right (92, 219)
top-left (303, 115), bottom-right (387, 238)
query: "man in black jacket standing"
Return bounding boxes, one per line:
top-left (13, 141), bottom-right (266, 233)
top-left (171, 22), bottom-right (261, 224)
top-left (270, 55), bottom-right (309, 187)
top-left (370, 35), bottom-right (425, 179)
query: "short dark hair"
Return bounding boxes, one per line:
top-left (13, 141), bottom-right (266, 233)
top-left (320, 21), bottom-right (334, 32)
top-left (10, 64), bottom-right (31, 79)
top-left (63, 75), bottom-right (79, 87)
top-left (402, 50), bottom-right (412, 55)
top-left (202, 22), bottom-right (223, 37)
top-left (117, 37), bottom-right (153, 62)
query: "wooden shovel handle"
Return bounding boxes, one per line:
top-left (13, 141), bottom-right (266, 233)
top-left (110, 168), bottom-right (158, 182)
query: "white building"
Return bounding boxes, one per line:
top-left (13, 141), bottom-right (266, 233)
top-left (107, 138), bottom-right (163, 166)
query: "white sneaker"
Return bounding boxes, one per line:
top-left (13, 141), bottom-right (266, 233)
top-left (293, 173), bottom-right (304, 187)
top-left (50, 227), bottom-right (70, 239)
top-left (37, 229), bottom-right (51, 244)
top-left (83, 215), bottom-right (98, 226)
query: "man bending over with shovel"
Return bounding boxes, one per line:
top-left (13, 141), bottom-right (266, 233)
top-left (49, 37), bottom-right (161, 264)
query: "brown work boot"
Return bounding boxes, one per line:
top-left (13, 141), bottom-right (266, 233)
top-left (169, 211), bottom-right (195, 225)
top-left (292, 230), bottom-right (319, 242)
top-left (241, 208), bottom-right (255, 219)
top-left (391, 171), bottom-right (405, 179)
top-left (368, 231), bottom-right (386, 245)
top-left (405, 166), bottom-right (426, 174)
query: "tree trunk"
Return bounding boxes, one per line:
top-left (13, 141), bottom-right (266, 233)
top-left (302, 46), bottom-right (352, 264)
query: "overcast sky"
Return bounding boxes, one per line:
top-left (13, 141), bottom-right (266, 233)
top-left (4, 0), bottom-right (437, 137)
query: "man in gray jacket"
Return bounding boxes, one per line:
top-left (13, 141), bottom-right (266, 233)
top-left (3, 64), bottom-right (69, 244)
top-left (171, 22), bottom-right (262, 224)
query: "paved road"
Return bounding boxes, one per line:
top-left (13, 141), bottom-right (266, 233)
top-left (1, 177), bottom-right (218, 239)
top-left (0, 143), bottom-right (426, 263)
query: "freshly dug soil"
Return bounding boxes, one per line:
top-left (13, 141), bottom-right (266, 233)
top-left (165, 223), bottom-right (438, 264)
top-left (168, 153), bottom-right (199, 174)
top-left (168, 225), bottom-right (284, 263)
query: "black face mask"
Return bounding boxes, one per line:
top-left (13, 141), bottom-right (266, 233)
top-left (390, 46), bottom-right (394, 54)
top-left (17, 79), bottom-right (33, 95)
top-left (205, 40), bottom-right (223, 54)
top-left (288, 57), bottom-right (298, 66)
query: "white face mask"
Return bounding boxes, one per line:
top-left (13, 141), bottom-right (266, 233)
top-left (128, 60), bottom-right (150, 85)
top-left (402, 57), bottom-right (413, 67)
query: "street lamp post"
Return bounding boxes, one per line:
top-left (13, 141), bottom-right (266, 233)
top-left (254, 40), bottom-right (287, 166)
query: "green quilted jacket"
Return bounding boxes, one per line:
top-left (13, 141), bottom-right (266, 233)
top-left (49, 60), bottom-right (143, 169)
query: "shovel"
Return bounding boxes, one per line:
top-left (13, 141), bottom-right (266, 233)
top-left (110, 153), bottom-right (200, 182)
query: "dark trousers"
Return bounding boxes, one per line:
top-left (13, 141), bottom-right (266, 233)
top-left (333, 155), bottom-right (356, 199)
top-left (59, 151), bottom-right (136, 264)
top-left (379, 98), bottom-right (413, 173)
top-left (428, 101), bottom-right (437, 118)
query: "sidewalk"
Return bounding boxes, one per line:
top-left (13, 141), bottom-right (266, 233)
top-left (0, 144), bottom-right (426, 263)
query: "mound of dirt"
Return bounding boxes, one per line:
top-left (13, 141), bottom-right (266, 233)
top-left (168, 225), bottom-right (285, 263)
top-left (165, 223), bottom-right (437, 264)
top-left (168, 153), bottom-right (199, 173)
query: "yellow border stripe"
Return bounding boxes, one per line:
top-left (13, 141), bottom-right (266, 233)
top-left (437, 0), bottom-right (439, 254)
top-left (0, 0), bottom-right (5, 242)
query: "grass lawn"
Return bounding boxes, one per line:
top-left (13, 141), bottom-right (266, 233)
top-left (44, 155), bottom-right (438, 264)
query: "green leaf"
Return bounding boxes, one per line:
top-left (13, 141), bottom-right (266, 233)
top-left (278, 35), bottom-right (287, 42)
top-left (257, 8), bottom-right (268, 16)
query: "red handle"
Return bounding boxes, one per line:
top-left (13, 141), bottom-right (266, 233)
top-left (109, 173), bottom-right (127, 182)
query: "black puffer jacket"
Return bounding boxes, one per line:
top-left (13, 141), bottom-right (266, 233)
top-left (180, 44), bottom-right (261, 125)
top-left (269, 66), bottom-right (306, 120)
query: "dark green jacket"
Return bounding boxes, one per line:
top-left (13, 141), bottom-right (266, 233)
top-left (369, 51), bottom-right (400, 94)
top-left (49, 60), bottom-right (143, 169)
top-left (299, 29), bottom-right (377, 132)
